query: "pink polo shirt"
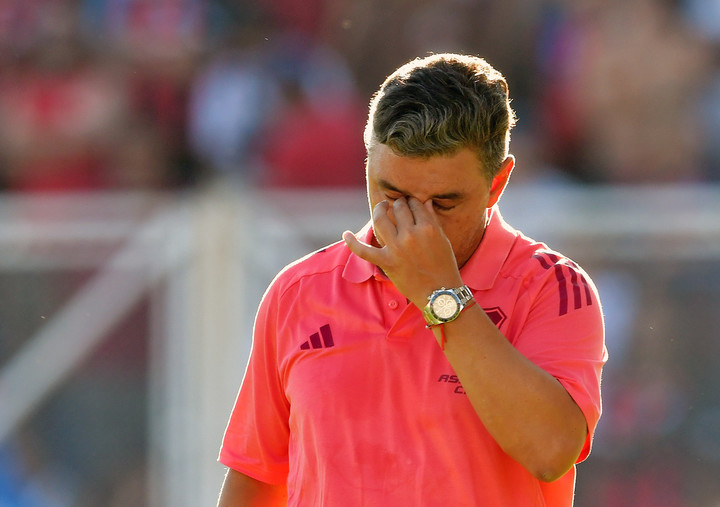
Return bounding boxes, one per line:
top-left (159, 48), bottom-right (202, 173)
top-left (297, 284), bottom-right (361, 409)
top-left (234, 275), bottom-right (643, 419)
top-left (219, 206), bottom-right (606, 506)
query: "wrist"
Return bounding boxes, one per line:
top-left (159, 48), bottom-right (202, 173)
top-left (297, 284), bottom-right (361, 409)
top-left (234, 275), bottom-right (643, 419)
top-left (422, 285), bottom-right (474, 327)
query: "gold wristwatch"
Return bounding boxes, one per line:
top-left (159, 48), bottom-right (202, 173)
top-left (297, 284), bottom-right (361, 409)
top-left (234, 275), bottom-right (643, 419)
top-left (422, 285), bottom-right (474, 326)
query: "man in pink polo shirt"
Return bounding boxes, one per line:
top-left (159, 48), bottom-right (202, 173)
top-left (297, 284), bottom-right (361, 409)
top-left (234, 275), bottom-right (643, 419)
top-left (217, 53), bottom-right (607, 506)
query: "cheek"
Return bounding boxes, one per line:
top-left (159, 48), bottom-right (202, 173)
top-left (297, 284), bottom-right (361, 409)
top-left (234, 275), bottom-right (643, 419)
top-left (441, 212), bottom-right (484, 250)
top-left (435, 215), bottom-right (462, 242)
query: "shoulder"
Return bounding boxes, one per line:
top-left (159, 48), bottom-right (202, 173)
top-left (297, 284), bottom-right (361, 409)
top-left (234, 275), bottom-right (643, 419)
top-left (531, 247), bottom-right (599, 306)
top-left (485, 209), bottom-right (596, 291)
top-left (267, 238), bottom-right (351, 299)
top-left (504, 226), bottom-right (591, 278)
top-left (504, 229), bottom-right (601, 311)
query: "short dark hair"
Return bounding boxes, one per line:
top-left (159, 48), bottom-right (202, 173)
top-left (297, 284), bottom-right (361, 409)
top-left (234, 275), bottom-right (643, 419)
top-left (365, 53), bottom-right (517, 179)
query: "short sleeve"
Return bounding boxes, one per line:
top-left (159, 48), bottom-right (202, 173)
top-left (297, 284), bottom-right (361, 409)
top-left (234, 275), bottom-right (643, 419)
top-left (514, 257), bottom-right (607, 462)
top-left (218, 279), bottom-right (291, 484)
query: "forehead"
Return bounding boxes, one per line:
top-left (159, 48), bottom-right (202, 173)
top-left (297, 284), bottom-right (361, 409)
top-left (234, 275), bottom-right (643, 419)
top-left (367, 144), bottom-right (487, 197)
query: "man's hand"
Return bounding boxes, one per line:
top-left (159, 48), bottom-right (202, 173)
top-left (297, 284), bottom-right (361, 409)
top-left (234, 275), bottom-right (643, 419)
top-left (347, 196), bottom-right (591, 481)
top-left (343, 197), bottom-right (463, 307)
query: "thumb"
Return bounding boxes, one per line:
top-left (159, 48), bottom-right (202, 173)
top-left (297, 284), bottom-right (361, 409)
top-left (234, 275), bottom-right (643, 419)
top-left (343, 230), bottom-right (382, 265)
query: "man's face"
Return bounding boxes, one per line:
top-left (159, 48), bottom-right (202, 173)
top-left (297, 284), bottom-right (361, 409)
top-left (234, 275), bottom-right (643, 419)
top-left (366, 143), bottom-right (510, 269)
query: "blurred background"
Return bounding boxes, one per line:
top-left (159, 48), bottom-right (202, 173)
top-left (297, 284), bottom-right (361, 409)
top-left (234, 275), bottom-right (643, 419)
top-left (0, 0), bottom-right (719, 505)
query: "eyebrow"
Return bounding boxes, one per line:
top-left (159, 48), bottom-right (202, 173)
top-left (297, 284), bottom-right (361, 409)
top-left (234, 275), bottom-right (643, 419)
top-left (378, 179), bottom-right (463, 201)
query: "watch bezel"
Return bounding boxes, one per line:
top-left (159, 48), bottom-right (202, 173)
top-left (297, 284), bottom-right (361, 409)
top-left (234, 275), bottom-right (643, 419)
top-left (429, 288), bottom-right (462, 322)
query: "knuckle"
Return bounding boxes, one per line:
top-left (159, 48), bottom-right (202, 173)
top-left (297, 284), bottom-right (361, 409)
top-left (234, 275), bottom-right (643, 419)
top-left (416, 221), bottom-right (434, 235)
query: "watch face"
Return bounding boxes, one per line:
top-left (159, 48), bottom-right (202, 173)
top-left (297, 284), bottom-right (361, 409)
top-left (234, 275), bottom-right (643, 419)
top-left (432, 293), bottom-right (459, 320)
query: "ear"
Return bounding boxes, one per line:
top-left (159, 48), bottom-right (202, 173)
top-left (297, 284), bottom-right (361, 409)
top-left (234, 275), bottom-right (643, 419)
top-left (487, 156), bottom-right (514, 208)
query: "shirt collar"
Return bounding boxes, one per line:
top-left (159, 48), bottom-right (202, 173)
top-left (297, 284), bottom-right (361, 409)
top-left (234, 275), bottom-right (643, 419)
top-left (460, 205), bottom-right (518, 291)
top-left (342, 205), bottom-right (518, 290)
top-left (343, 221), bottom-right (384, 283)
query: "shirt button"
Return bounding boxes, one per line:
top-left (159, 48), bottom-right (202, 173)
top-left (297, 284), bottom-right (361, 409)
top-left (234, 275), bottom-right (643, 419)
top-left (388, 300), bottom-right (399, 309)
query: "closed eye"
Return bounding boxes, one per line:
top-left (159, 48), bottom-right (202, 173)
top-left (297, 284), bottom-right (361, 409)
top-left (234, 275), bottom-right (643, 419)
top-left (383, 190), bottom-right (456, 211)
top-left (433, 200), bottom-right (456, 211)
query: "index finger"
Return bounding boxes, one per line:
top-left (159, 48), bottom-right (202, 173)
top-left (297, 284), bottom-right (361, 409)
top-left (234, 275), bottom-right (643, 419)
top-left (405, 197), bottom-right (435, 225)
top-left (392, 196), bottom-right (416, 226)
top-left (372, 200), bottom-right (397, 244)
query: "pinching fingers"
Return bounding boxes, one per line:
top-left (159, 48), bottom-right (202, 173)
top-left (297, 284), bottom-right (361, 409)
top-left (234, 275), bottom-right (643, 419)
top-left (392, 196), bottom-right (415, 226)
top-left (422, 199), bottom-right (441, 225)
top-left (405, 197), bottom-right (433, 226)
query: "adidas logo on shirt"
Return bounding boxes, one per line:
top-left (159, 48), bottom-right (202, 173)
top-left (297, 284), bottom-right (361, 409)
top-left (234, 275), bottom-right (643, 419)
top-left (300, 324), bottom-right (335, 350)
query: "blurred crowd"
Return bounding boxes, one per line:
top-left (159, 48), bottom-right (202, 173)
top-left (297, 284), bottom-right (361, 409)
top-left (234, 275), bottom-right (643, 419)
top-left (0, 0), bottom-right (718, 193)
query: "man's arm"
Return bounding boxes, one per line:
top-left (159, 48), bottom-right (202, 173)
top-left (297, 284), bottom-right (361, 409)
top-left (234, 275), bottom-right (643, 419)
top-left (427, 302), bottom-right (588, 481)
top-left (343, 197), bottom-right (590, 482)
top-left (217, 468), bottom-right (287, 507)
